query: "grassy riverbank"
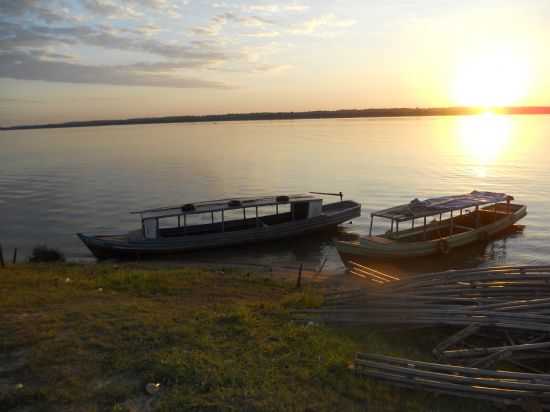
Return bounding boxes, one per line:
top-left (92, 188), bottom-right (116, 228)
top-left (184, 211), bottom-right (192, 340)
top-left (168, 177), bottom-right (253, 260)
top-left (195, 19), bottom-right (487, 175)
top-left (0, 264), bottom-right (496, 412)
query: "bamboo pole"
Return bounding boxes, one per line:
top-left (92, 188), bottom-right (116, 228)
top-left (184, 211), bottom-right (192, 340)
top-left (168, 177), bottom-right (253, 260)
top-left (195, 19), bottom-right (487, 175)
top-left (356, 353), bottom-right (550, 381)
top-left (433, 324), bottom-right (480, 358)
top-left (349, 261), bottom-right (400, 281)
top-left (442, 341), bottom-right (550, 359)
top-left (355, 358), bottom-right (550, 392)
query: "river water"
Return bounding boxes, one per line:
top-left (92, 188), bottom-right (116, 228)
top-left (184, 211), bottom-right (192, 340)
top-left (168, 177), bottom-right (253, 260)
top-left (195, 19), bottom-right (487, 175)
top-left (1, 114), bottom-right (549, 275)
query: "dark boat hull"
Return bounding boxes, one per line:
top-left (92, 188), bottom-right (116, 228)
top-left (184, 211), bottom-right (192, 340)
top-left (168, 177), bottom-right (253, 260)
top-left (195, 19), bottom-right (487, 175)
top-left (78, 201), bottom-right (361, 259)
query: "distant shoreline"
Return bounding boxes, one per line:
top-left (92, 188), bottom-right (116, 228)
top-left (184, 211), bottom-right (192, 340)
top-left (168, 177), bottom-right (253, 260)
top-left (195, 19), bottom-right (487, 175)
top-left (2, 106), bottom-right (550, 131)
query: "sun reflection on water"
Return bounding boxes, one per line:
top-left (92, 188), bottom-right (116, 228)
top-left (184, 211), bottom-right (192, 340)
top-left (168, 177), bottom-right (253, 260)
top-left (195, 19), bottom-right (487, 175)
top-left (455, 113), bottom-right (514, 177)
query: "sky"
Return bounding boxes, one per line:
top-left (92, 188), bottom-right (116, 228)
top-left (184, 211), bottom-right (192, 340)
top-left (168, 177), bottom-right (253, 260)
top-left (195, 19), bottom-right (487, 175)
top-left (1, 0), bottom-right (549, 126)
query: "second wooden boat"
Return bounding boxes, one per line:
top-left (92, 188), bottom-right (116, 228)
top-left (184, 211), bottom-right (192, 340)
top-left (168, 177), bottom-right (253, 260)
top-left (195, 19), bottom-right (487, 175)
top-left (335, 191), bottom-right (526, 260)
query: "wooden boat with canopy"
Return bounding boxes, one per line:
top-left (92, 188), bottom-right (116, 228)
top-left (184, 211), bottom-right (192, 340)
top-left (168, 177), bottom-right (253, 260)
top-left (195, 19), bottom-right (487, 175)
top-left (78, 193), bottom-right (361, 259)
top-left (335, 191), bottom-right (526, 260)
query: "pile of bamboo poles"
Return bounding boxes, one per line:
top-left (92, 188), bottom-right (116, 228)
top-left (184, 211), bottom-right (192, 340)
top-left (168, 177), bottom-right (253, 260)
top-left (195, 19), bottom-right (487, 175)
top-left (354, 353), bottom-right (550, 408)
top-left (293, 265), bottom-right (550, 371)
top-left (383, 265), bottom-right (550, 302)
top-left (295, 299), bottom-right (550, 334)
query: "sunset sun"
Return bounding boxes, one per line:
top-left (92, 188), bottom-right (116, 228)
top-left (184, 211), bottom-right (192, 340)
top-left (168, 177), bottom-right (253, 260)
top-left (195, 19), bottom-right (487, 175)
top-left (452, 50), bottom-right (531, 108)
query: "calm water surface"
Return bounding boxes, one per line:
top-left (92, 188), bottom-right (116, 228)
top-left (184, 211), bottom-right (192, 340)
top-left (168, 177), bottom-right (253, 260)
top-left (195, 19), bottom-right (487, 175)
top-left (1, 115), bottom-right (549, 275)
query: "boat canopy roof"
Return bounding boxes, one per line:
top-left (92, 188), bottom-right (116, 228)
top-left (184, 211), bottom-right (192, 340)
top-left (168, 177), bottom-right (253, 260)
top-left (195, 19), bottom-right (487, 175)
top-left (372, 191), bottom-right (514, 222)
top-left (132, 194), bottom-right (322, 220)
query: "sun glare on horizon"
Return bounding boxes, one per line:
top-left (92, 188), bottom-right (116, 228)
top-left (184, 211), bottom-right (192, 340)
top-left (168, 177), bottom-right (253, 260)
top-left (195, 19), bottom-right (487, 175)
top-left (452, 49), bottom-right (531, 108)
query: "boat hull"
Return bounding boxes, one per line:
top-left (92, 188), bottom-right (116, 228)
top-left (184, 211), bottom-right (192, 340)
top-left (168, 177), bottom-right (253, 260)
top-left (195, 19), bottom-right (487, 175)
top-left (79, 201), bottom-right (361, 259)
top-left (335, 204), bottom-right (526, 260)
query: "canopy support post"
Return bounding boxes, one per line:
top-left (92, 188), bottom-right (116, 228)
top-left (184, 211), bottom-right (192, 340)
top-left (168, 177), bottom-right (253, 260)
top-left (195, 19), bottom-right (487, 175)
top-left (390, 219), bottom-right (394, 232)
top-left (423, 216), bottom-right (427, 240)
top-left (178, 215), bottom-right (181, 228)
top-left (255, 206), bottom-right (259, 227)
top-left (221, 209), bottom-right (225, 232)
top-left (369, 216), bottom-right (374, 236)
top-left (412, 218), bottom-right (415, 229)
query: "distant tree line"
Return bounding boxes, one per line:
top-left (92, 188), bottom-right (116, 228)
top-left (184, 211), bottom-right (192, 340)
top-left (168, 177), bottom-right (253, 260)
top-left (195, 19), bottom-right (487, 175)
top-left (2, 106), bottom-right (550, 131)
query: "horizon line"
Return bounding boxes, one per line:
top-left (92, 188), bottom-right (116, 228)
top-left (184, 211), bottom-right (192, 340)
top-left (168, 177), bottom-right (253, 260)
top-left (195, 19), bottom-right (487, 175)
top-left (2, 105), bottom-right (550, 131)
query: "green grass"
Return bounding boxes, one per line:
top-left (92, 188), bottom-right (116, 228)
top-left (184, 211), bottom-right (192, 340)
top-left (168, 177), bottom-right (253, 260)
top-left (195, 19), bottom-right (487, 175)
top-left (0, 264), bottom-right (498, 412)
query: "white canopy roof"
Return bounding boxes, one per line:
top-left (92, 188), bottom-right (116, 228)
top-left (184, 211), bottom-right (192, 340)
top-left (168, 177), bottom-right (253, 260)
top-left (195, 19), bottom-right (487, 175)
top-left (373, 191), bottom-right (513, 222)
top-left (133, 194), bottom-right (321, 220)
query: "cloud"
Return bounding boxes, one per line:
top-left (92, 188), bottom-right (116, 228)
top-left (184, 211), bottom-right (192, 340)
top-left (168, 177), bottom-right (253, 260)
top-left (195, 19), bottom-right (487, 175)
top-left (135, 24), bottom-right (162, 36)
top-left (192, 13), bottom-right (230, 36)
top-left (0, 0), bottom-right (84, 23)
top-left (244, 3), bottom-right (309, 13)
top-left (245, 31), bottom-right (280, 38)
top-left (0, 97), bottom-right (44, 104)
top-left (81, 0), bottom-right (143, 19)
top-left (0, 50), bottom-right (231, 89)
top-left (191, 12), bottom-right (274, 36)
top-left (240, 15), bottom-right (274, 28)
top-left (0, 0), bottom-right (297, 89)
top-left (0, 22), bottom-right (228, 61)
top-left (241, 42), bottom-right (283, 63)
top-left (253, 63), bottom-right (291, 73)
top-left (289, 14), bottom-right (356, 35)
top-left (0, 0), bottom-right (41, 16)
top-left (0, 15), bottom-right (231, 88)
top-left (81, 0), bottom-right (183, 19)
